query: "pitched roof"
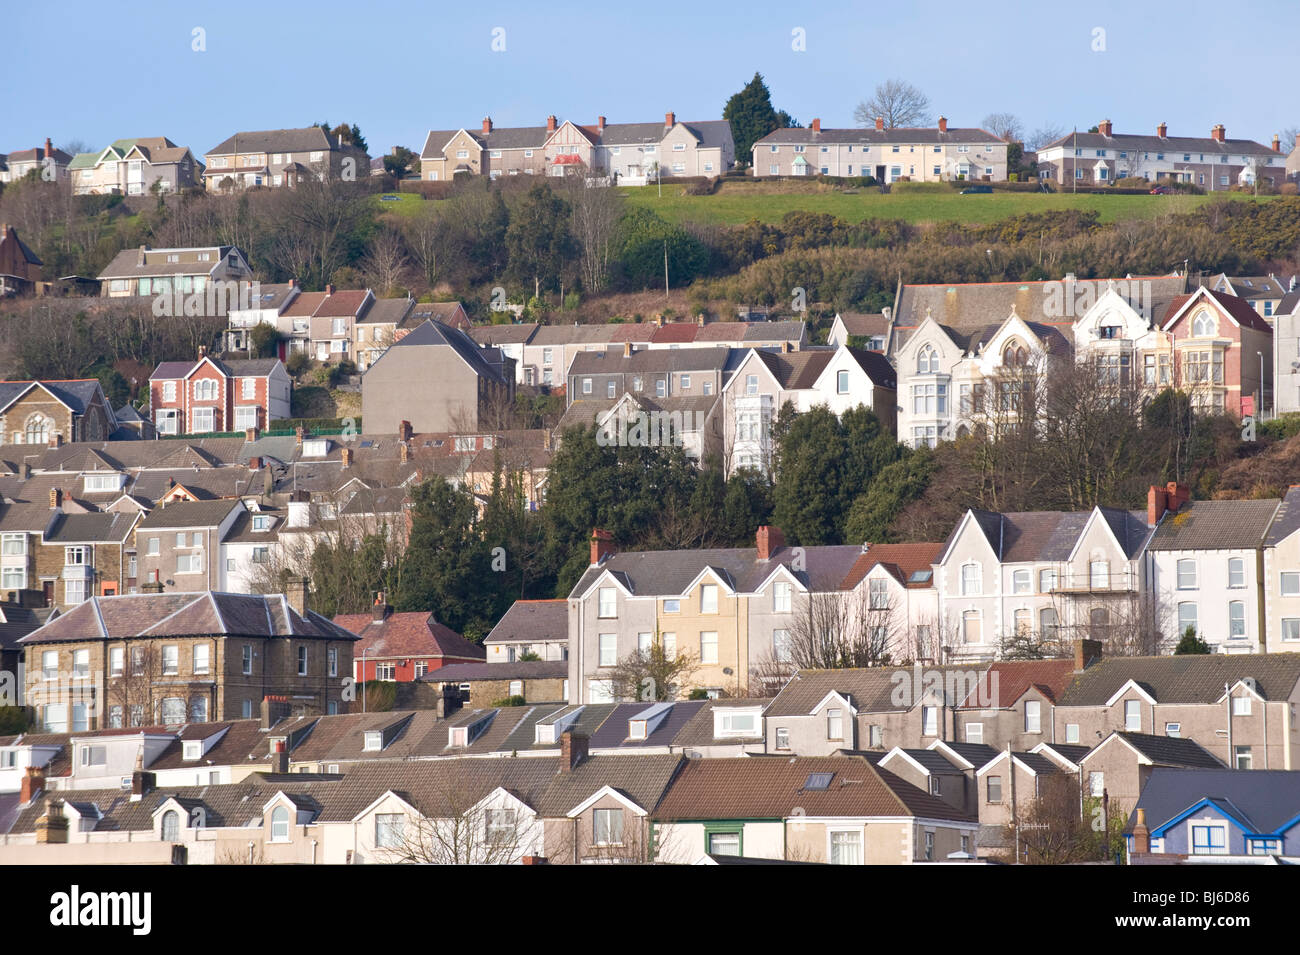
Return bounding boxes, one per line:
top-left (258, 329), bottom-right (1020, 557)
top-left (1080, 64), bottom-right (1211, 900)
top-left (1057, 654), bottom-right (1300, 706)
top-left (755, 125), bottom-right (1002, 146)
top-left (1107, 732), bottom-right (1223, 768)
top-left (836, 312), bottom-right (890, 338)
top-left (1162, 287), bottom-right (1273, 334)
top-left (381, 320), bottom-right (507, 384)
top-left (1148, 499), bottom-right (1280, 550)
top-left (0, 379), bottom-right (106, 417)
top-left (655, 755), bottom-right (975, 821)
top-left (421, 659), bottom-right (568, 683)
top-left (330, 610), bottom-right (484, 662)
top-left (1265, 486), bottom-right (1300, 546)
top-left (1043, 129), bottom-right (1277, 157)
top-left (17, 592), bottom-right (361, 644)
top-left (137, 498), bottom-right (242, 529)
top-left (1132, 767), bottom-right (1300, 834)
top-left (205, 127), bottom-right (339, 156)
top-left (484, 599), bottom-right (568, 644)
top-left (839, 542), bottom-right (943, 589)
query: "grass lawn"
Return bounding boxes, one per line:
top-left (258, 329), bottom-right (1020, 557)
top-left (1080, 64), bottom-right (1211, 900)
top-left (616, 181), bottom-right (1270, 227)
top-left (371, 192), bottom-right (427, 216)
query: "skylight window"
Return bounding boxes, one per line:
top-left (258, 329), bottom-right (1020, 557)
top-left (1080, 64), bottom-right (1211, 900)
top-left (908, 570), bottom-right (933, 584)
top-left (804, 772), bottom-right (834, 791)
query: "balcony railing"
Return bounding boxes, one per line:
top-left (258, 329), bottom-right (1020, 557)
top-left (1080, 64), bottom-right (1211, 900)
top-left (1050, 571), bottom-right (1138, 594)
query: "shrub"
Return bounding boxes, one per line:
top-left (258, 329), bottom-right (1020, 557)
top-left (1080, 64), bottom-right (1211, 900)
top-left (285, 351), bottom-right (312, 376)
top-left (491, 695), bottom-right (527, 707)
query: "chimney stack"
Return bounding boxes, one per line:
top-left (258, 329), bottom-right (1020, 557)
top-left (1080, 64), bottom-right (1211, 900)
top-left (1156, 122), bottom-right (1167, 139)
top-left (295, 425), bottom-right (305, 446)
top-left (482, 117), bottom-right (493, 135)
top-left (1146, 484), bottom-right (1168, 527)
top-left (372, 591), bottom-right (390, 620)
top-left (45, 137), bottom-right (53, 159)
top-left (589, 528), bottom-right (615, 566)
top-left (245, 426), bottom-right (260, 442)
top-left (1098, 119), bottom-right (1113, 137)
top-left (623, 341), bottom-right (632, 357)
top-left (543, 429), bottom-right (553, 451)
top-left (49, 488), bottom-right (62, 510)
top-left (21, 766), bottom-right (44, 804)
top-left (34, 798), bottom-right (68, 844)
top-left (1165, 481), bottom-right (1190, 514)
top-left (756, 525), bottom-right (785, 560)
top-left (138, 245), bottom-right (148, 266)
top-left (546, 115), bottom-right (557, 134)
top-left (399, 441), bottom-right (409, 463)
top-left (938, 116), bottom-right (948, 133)
top-left (340, 446), bottom-right (353, 469)
top-left (1272, 135), bottom-right (1281, 153)
top-left (1073, 638), bottom-right (1102, 671)
top-left (559, 731), bottom-right (589, 773)
top-left (875, 116), bottom-right (884, 132)
top-left (1130, 808), bottom-right (1150, 854)
top-left (270, 740), bottom-right (289, 774)
top-left (1211, 124), bottom-right (1225, 143)
top-left (286, 576), bottom-right (309, 616)
top-left (130, 770), bottom-right (156, 801)
top-left (48, 433), bottom-right (62, 449)
top-left (248, 456), bottom-right (262, 471)
top-left (398, 420), bottom-right (412, 442)
top-left (597, 116), bottom-right (606, 132)
top-left (665, 111), bottom-right (675, 128)
top-left (811, 118), bottom-right (821, 132)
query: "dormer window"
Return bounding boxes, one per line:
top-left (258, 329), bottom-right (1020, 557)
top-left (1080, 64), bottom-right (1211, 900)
top-left (714, 708), bottom-right (760, 737)
top-left (363, 730), bottom-right (382, 751)
top-left (270, 806), bottom-right (289, 841)
top-left (183, 741), bottom-right (202, 761)
top-left (252, 515), bottom-right (272, 532)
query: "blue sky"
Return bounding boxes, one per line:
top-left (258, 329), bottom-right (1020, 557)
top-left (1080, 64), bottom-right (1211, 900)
top-left (6, 0), bottom-right (1298, 158)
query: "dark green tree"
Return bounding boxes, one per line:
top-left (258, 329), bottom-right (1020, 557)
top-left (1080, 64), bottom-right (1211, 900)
top-left (505, 184), bottom-right (576, 298)
top-left (723, 72), bottom-right (780, 169)
top-left (1173, 626), bottom-right (1211, 654)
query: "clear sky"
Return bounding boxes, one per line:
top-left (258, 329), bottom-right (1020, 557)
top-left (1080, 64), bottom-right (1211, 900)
top-left (5, 0), bottom-right (1298, 158)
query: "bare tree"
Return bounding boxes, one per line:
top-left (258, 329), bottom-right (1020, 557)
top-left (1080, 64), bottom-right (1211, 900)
top-left (106, 644), bottom-right (159, 727)
top-left (607, 636), bottom-right (700, 701)
top-left (853, 79), bottom-right (931, 129)
top-left (375, 785), bottom-right (535, 865)
top-left (982, 113), bottom-right (1024, 143)
top-left (1024, 125), bottom-right (1066, 153)
top-left (401, 202), bottom-right (448, 290)
top-left (360, 227), bottom-right (410, 295)
top-left (783, 580), bottom-right (896, 670)
top-left (1000, 774), bottom-right (1126, 864)
top-left (561, 174), bottom-right (623, 294)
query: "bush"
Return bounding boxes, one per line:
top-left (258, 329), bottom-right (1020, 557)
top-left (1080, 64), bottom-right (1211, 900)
top-left (249, 323), bottom-right (282, 358)
top-left (491, 695), bottom-right (527, 707)
top-left (285, 351), bottom-right (312, 376)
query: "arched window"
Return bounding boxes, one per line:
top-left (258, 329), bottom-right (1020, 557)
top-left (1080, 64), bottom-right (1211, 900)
top-left (24, 414), bottom-right (50, 445)
top-left (961, 562), bottom-right (981, 596)
top-left (1002, 342), bottom-right (1027, 366)
top-left (271, 806), bottom-right (289, 841)
top-left (161, 810), bottom-right (179, 842)
top-left (917, 345), bottom-right (938, 374)
top-left (1192, 311), bottom-right (1215, 337)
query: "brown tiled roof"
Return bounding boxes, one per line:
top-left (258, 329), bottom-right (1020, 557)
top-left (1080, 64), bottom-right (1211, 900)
top-left (330, 610), bottom-right (484, 662)
top-left (282, 291), bottom-right (328, 317)
top-left (836, 312), bottom-right (890, 337)
top-left (840, 542), bottom-right (942, 589)
top-left (1147, 499), bottom-right (1280, 551)
top-left (313, 289), bottom-right (371, 317)
top-left (959, 659), bottom-right (1078, 708)
top-left (654, 755), bottom-right (974, 821)
top-left (1162, 287), bottom-right (1273, 334)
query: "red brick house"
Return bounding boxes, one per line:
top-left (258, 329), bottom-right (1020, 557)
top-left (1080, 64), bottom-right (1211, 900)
top-left (1160, 286), bottom-right (1273, 416)
top-left (335, 595), bottom-right (485, 682)
top-left (0, 223), bottom-right (43, 296)
top-left (149, 352), bottom-right (291, 435)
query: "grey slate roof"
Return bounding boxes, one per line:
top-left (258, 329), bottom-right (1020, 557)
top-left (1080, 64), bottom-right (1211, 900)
top-left (44, 511), bottom-right (136, 543)
top-left (755, 126), bottom-right (1003, 146)
top-left (137, 498), bottom-right (241, 528)
top-left (568, 543), bottom-right (863, 600)
top-left (1057, 654), bottom-right (1300, 706)
top-left (1148, 499), bottom-right (1281, 551)
top-left (1130, 767), bottom-right (1300, 833)
top-left (1042, 129), bottom-right (1277, 158)
top-left (1265, 486), bottom-right (1300, 546)
top-left (484, 599), bottom-right (568, 644)
top-left (206, 127), bottom-right (338, 156)
top-left (382, 319), bottom-right (507, 384)
top-left (1106, 732), bottom-right (1223, 769)
top-left (0, 379), bottom-right (105, 416)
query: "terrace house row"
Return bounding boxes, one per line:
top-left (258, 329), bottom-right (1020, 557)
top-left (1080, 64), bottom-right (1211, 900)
top-left (203, 127), bottom-right (369, 191)
top-left (420, 112), bottom-right (733, 183)
top-left (752, 116), bottom-right (1009, 182)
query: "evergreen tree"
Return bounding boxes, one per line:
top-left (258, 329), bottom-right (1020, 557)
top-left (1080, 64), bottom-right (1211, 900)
top-left (505, 184), bottom-right (576, 298)
top-left (723, 72), bottom-right (780, 169)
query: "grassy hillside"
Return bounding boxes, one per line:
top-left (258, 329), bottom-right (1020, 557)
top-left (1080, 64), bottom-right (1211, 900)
top-left (616, 180), bottom-right (1272, 227)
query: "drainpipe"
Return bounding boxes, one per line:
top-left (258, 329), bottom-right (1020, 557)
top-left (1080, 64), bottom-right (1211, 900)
top-left (1225, 682), bottom-right (1233, 766)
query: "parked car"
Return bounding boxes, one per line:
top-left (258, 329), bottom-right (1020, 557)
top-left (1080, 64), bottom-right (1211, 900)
top-left (960, 185), bottom-right (992, 194)
top-left (1150, 185), bottom-right (1171, 195)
